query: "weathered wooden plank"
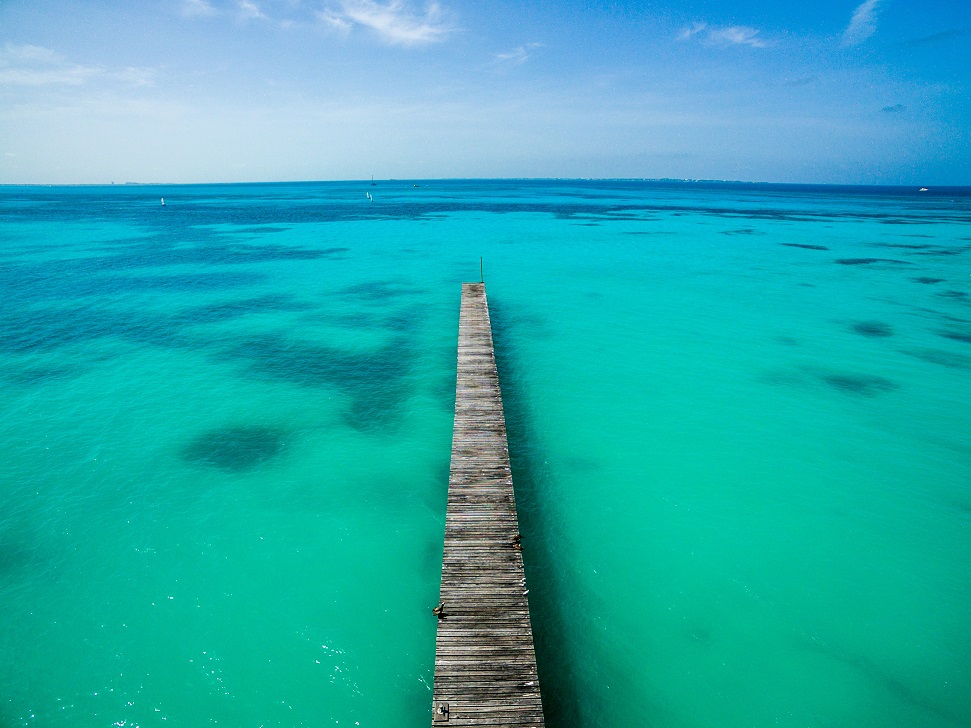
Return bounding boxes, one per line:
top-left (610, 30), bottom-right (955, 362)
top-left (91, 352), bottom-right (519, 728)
top-left (431, 282), bottom-right (545, 726)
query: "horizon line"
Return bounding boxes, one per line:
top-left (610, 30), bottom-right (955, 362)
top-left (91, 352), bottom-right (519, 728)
top-left (1, 177), bottom-right (966, 189)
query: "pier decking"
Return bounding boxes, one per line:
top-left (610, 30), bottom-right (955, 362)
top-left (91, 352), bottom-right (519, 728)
top-left (431, 283), bottom-right (545, 726)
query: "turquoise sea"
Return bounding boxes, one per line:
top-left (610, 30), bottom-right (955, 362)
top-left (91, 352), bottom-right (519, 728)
top-left (1, 180), bottom-right (969, 727)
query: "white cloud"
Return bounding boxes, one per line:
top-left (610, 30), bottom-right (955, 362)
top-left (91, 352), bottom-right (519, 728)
top-left (843, 0), bottom-right (883, 46)
top-left (0, 44), bottom-right (99, 85)
top-left (318, 9), bottom-right (352, 32)
top-left (0, 43), bottom-right (156, 87)
top-left (678, 23), bottom-right (768, 48)
top-left (237, 0), bottom-right (267, 21)
top-left (709, 26), bottom-right (767, 48)
top-left (181, 0), bottom-right (218, 17)
top-left (493, 43), bottom-right (542, 66)
top-left (678, 23), bottom-right (707, 41)
top-left (111, 67), bottom-right (159, 88)
top-left (0, 44), bottom-right (63, 65)
top-left (319, 1), bottom-right (453, 45)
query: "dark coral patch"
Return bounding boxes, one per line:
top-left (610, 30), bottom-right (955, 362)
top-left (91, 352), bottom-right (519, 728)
top-left (0, 524), bottom-right (39, 577)
top-left (116, 271), bottom-right (268, 292)
top-left (834, 258), bottom-right (912, 266)
top-left (5, 365), bottom-right (78, 386)
top-left (938, 330), bottom-right (971, 344)
top-left (820, 373), bottom-right (898, 396)
top-left (851, 321), bottom-right (894, 337)
top-left (182, 426), bottom-right (287, 472)
top-left (225, 333), bottom-right (414, 433)
top-left (781, 243), bottom-right (829, 250)
top-left (915, 248), bottom-right (964, 256)
top-left (721, 228), bottom-right (764, 235)
top-left (901, 348), bottom-right (971, 370)
top-left (173, 294), bottom-right (314, 326)
top-left (340, 280), bottom-right (425, 301)
top-left (233, 226), bottom-right (292, 234)
top-left (50, 239), bottom-right (346, 276)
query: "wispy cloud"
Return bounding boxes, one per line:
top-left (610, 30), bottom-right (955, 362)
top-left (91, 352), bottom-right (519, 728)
top-left (237, 0), bottom-right (267, 21)
top-left (0, 44), bottom-right (99, 86)
top-left (181, 0), bottom-right (218, 17)
top-left (678, 22), bottom-right (769, 48)
top-left (318, 1), bottom-right (453, 45)
top-left (493, 43), bottom-right (542, 66)
top-left (318, 9), bottom-right (352, 32)
top-left (1, 44), bottom-right (63, 66)
top-left (0, 43), bottom-right (156, 87)
top-left (678, 23), bottom-right (707, 41)
top-left (709, 26), bottom-right (768, 47)
top-left (842, 0), bottom-right (883, 47)
top-left (112, 66), bottom-right (159, 87)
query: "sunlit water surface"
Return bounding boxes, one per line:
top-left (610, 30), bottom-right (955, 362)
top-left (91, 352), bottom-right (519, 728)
top-left (1, 180), bottom-right (969, 727)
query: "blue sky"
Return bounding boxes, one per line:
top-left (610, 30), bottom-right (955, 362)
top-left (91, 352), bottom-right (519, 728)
top-left (0, 0), bottom-right (968, 184)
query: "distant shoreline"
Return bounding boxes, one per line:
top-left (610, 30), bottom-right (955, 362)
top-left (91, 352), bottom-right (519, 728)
top-left (1, 178), bottom-right (968, 192)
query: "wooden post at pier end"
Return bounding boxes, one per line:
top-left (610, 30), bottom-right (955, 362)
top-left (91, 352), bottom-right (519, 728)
top-left (430, 283), bottom-right (545, 726)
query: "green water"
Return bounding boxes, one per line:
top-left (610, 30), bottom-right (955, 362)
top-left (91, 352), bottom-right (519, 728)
top-left (1, 181), bottom-right (969, 726)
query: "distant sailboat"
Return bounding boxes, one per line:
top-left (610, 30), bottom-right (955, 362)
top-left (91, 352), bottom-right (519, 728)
top-left (160, 197), bottom-right (166, 206)
top-left (371, 175), bottom-right (376, 186)
top-left (366, 192), bottom-right (372, 202)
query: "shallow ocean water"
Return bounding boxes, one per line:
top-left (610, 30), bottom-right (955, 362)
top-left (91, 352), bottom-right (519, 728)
top-left (1, 180), bottom-right (969, 727)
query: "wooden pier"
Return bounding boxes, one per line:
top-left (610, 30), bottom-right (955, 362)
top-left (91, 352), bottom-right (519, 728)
top-left (431, 283), bottom-right (545, 726)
